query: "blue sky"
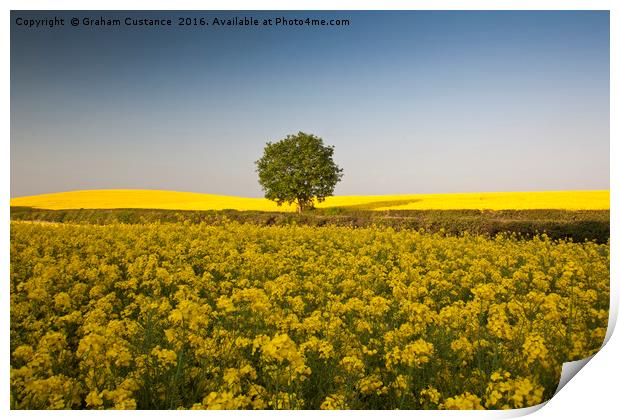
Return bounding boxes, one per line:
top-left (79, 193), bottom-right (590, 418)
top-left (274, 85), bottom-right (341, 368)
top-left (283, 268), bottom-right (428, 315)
top-left (11, 11), bottom-right (609, 197)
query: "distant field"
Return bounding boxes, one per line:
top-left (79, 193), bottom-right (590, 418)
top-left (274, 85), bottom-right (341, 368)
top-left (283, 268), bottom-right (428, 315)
top-left (9, 189), bottom-right (610, 211)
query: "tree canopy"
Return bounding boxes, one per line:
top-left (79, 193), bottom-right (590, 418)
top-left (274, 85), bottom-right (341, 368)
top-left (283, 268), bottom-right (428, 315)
top-left (255, 132), bottom-right (343, 212)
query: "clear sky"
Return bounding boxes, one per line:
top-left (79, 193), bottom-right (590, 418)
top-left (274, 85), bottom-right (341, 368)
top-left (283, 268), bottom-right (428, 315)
top-left (11, 11), bottom-right (609, 197)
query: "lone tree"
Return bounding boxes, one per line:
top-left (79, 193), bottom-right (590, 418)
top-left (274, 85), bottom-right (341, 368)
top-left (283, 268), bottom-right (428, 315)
top-left (255, 132), bottom-right (343, 213)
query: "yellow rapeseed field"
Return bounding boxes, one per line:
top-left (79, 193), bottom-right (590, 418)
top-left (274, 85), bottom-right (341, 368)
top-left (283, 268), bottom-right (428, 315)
top-left (10, 221), bottom-right (609, 409)
top-left (10, 189), bottom-right (610, 211)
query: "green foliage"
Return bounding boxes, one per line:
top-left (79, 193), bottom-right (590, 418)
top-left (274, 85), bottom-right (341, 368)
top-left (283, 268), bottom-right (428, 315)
top-left (255, 132), bottom-right (343, 212)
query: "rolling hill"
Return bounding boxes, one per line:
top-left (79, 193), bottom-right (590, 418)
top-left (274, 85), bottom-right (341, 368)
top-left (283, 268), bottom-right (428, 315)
top-left (9, 189), bottom-right (610, 211)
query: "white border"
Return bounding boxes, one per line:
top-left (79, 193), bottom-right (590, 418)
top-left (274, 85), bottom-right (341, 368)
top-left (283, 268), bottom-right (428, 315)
top-left (2, 1), bottom-right (617, 418)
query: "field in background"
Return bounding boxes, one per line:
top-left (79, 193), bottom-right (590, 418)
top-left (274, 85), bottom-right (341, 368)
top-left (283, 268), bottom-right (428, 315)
top-left (10, 189), bottom-right (610, 211)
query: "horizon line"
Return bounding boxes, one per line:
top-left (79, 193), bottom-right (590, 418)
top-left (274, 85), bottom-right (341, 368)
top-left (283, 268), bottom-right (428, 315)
top-left (10, 187), bottom-right (611, 200)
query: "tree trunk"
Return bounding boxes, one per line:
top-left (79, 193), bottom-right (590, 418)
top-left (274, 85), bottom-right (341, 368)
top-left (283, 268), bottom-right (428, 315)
top-left (296, 201), bottom-right (304, 213)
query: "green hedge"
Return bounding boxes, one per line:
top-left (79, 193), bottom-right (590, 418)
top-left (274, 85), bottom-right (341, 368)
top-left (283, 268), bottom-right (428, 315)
top-left (10, 206), bottom-right (609, 243)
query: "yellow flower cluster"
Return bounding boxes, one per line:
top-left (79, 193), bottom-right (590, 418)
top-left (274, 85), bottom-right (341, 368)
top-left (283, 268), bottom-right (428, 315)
top-left (440, 392), bottom-right (484, 410)
top-left (386, 339), bottom-right (434, 369)
top-left (10, 221), bottom-right (609, 409)
top-left (485, 370), bottom-right (544, 409)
